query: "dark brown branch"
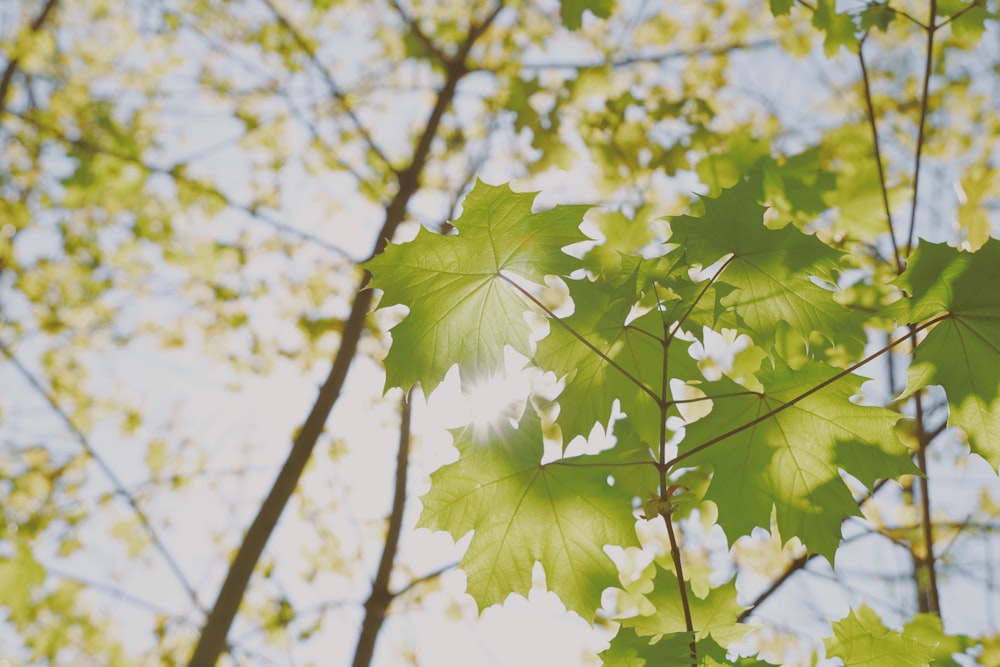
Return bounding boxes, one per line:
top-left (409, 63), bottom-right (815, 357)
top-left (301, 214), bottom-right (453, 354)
top-left (0, 0), bottom-right (60, 119)
top-left (186, 6), bottom-right (504, 665)
top-left (0, 342), bottom-right (205, 612)
top-left (351, 389), bottom-right (413, 667)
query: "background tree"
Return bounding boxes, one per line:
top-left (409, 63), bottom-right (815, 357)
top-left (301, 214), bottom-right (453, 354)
top-left (0, 0), bottom-right (998, 666)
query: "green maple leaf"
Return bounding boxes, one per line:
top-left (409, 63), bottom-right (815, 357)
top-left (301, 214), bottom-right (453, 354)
top-left (824, 605), bottom-right (934, 666)
top-left (903, 614), bottom-right (975, 663)
top-left (681, 361), bottom-right (915, 560)
top-left (367, 180), bottom-right (588, 392)
top-left (893, 240), bottom-right (1000, 468)
top-left (418, 408), bottom-right (643, 617)
top-left (668, 180), bottom-right (868, 360)
top-left (601, 627), bottom-right (733, 666)
top-left (560, 0), bottom-right (615, 29)
top-left (813, 0), bottom-right (859, 55)
top-left (534, 264), bottom-right (699, 446)
top-left (620, 565), bottom-right (747, 646)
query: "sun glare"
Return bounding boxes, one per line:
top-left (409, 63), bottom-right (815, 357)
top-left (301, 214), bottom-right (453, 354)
top-left (463, 372), bottom-right (527, 429)
top-left (459, 350), bottom-right (535, 430)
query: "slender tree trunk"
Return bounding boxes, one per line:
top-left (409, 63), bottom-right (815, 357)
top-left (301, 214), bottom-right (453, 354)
top-left (186, 7), bottom-right (503, 665)
top-left (351, 390), bottom-right (412, 667)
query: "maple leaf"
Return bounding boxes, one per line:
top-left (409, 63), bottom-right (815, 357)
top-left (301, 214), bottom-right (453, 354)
top-left (559, 0), bottom-right (615, 30)
top-left (679, 361), bottom-right (915, 560)
top-left (619, 565), bottom-right (747, 646)
top-left (668, 180), bottom-right (868, 360)
top-left (367, 180), bottom-right (588, 393)
top-left (893, 239), bottom-right (1000, 468)
top-left (824, 605), bottom-right (934, 666)
top-left (601, 627), bottom-right (733, 667)
top-left (534, 266), bottom-right (700, 447)
top-left (417, 408), bottom-right (644, 617)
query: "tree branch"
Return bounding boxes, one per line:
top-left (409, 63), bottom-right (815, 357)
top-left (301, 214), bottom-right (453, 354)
top-left (0, 0), bottom-right (60, 120)
top-left (351, 389), bottom-right (413, 667)
top-left (259, 0), bottom-right (395, 172)
top-left (0, 342), bottom-right (205, 613)
top-left (515, 39), bottom-right (776, 71)
top-left (904, 0), bottom-right (938, 256)
top-left (913, 389), bottom-right (941, 614)
top-left (387, 0), bottom-right (448, 64)
top-left (857, 39), bottom-right (902, 273)
top-left (737, 553), bottom-right (813, 622)
top-left (185, 6), bottom-right (504, 665)
top-left (11, 110), bottom-right (358, 260)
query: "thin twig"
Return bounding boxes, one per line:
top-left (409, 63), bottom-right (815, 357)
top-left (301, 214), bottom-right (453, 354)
top-left (12, 110), bottom-right (357, 260)
top-left (904, 0), bottom-right (938, 256)
top-left (664, 256), bottom-right (734, 349)
top-left (737, 553), bottom-right (813, 622)
top-left (0, 342), bottom-right (205, 613)
top-left (858, 39), bottom-right (902, 273)
top-left (259, 0), bottom-right (396, 172)
top-left (515, 39), bottom-right (776, 71)
top-left (387, 0), bottom-right (448, 63)
top-left (936, 0), bottom-right (984, 29)
top-left (390, 562), bottom-right (458, 599)
top-left (886, 6), bottom-right (928, 28)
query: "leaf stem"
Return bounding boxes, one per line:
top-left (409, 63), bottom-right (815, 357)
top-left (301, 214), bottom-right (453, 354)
top-left (656, 282), bottom-right (671, 484)
top-left (498, 273), bottom-right (666, 409)
top-left (662, 509), bottom-right (697, 666)
top-left (665, 256), bottom-right (734, 349)
top-left (665, 315), bottom-right (948, 469)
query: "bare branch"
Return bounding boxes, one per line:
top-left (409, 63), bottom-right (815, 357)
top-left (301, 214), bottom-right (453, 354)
top-left (351, 389), bottom-right (413, 667)
top-left (259, 0), bottom-right (396, 172)
top-left (0, 342), bottom-right (205, 614)
top-left (0, 0), bottom-right (60, 119)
